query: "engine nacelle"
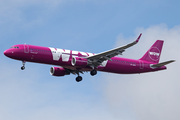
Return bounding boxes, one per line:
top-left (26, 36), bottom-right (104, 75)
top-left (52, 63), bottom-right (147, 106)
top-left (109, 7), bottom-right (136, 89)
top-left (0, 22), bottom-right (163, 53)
top-left (50, 67), bottom-right (70, 76)
top-left (71, 57), bottom-right (88, 67)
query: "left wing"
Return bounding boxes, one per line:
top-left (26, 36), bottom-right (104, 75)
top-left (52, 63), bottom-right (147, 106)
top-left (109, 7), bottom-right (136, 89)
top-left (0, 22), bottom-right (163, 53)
top-left (86, 33), bottom-right (142, 68)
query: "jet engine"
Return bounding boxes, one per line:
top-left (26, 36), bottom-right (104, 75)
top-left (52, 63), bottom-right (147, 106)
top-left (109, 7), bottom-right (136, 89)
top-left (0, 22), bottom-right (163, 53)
top-left (71, 57), bottom-right (88, 67)
top-left (50, 67), bottom-right (70, 76)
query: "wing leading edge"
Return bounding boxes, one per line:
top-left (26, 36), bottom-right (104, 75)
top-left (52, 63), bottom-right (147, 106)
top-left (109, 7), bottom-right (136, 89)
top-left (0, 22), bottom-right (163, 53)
top-left (86, 33), bottom-right (142, 68)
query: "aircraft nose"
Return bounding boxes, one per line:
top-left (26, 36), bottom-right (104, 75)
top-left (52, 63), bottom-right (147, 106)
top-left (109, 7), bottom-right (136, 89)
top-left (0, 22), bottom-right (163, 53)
top-left (4, 50), bottom-right (13, 57)
top-left (4, 50), bottom-right (8, 57)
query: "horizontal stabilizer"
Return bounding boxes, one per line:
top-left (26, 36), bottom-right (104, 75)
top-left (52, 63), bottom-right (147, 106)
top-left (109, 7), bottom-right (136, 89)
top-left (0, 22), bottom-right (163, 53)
top-left (150, 60), bottom-right (175, 68)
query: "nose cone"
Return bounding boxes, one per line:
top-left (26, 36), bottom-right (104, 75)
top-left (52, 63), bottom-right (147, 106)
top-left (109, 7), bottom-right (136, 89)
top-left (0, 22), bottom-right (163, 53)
top-left (4, 50), bottom-right (13, 58)
top-left (4, 50), bottom-right (8, 57)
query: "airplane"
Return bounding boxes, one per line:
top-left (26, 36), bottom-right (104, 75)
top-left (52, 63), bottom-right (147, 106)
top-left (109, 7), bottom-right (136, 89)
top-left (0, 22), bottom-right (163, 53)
top-left (4, 33), bottom-right (175, 82)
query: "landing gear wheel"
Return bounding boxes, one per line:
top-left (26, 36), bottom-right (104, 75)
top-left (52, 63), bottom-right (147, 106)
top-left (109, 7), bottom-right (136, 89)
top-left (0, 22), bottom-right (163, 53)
top-left (76, 76), bottom-right (82, 82)
top-left (21, 66), bottom-right (25, 70)
top-left (90, 70), bottom-right (97, 76)
top-left (21, 61), bottom-right (26, 70)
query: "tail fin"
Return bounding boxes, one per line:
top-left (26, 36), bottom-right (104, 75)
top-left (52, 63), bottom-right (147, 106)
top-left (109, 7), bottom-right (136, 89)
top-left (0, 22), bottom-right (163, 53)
top-left (139, 40), bottom-right (164, 63)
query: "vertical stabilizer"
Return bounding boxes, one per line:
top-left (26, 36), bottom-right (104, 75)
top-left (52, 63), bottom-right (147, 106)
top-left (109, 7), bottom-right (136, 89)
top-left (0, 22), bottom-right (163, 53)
top-left (139, 40), bottom-right (164, 63)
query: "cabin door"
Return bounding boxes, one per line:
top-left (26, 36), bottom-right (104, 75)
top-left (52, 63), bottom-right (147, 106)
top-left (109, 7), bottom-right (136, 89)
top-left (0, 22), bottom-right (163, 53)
top-left (139, 60), bottom-right (144, 69)
top-left (24, 44), bottom-right (29, 53)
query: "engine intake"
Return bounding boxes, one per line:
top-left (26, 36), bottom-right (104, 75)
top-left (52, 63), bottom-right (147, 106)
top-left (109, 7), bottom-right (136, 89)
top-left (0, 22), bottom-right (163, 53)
top-left (50, 67), bottom-right (70, 76)
top-left (71, 57), bottom-right (88, 67)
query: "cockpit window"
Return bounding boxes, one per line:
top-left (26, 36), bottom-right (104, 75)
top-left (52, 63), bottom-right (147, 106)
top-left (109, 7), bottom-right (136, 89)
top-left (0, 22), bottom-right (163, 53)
top-left (10, 46), bottom-right (19, 49)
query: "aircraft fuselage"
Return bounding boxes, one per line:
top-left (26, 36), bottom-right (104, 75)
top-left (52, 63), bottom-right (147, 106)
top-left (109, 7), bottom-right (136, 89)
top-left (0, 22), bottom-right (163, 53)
top-left (4, 44), bottom-right (166, 75)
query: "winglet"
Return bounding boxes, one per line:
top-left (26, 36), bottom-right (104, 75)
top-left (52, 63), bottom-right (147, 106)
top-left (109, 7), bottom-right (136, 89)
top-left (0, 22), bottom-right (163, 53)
top-left (136, 33), bottom-right (142, 43)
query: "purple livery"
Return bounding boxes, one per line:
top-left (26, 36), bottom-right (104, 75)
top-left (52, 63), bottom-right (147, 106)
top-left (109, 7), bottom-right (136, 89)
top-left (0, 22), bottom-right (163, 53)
top-left (4, 33), bottom-right (175, 82)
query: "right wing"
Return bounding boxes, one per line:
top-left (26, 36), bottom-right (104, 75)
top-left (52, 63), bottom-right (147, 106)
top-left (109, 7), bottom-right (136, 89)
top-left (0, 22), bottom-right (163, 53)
top-left (86, 33), bottom-right (142, 68)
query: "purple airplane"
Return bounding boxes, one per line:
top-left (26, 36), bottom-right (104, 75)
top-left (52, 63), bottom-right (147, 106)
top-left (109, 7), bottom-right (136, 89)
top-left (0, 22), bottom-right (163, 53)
top-left (4, 33), bottom-right (174, 82)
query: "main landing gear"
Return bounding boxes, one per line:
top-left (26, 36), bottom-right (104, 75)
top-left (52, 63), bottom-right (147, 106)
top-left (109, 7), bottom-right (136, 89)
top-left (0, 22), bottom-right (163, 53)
top-left (75, 71), bottom-right (83, 82)
top-left (21, 61), bottom-right (25, 70)
top-left (75, 70), bottom-right (97, 82)
top-left (76, 76), bottom-right (82, 82)
top-left (90, 69), bottom-right (97, 76)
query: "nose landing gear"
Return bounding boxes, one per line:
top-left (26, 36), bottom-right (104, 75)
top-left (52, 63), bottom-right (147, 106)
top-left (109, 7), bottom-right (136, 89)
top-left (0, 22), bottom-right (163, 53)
top-left (21, 66), bottom-right (25, 70)
top-left (21, 61), bottom-right (25, 70)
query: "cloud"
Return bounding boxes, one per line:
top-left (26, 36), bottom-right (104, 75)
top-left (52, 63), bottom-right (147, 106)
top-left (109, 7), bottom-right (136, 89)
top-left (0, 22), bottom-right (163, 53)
top-left (102, 24), bottom-right (180, 120)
